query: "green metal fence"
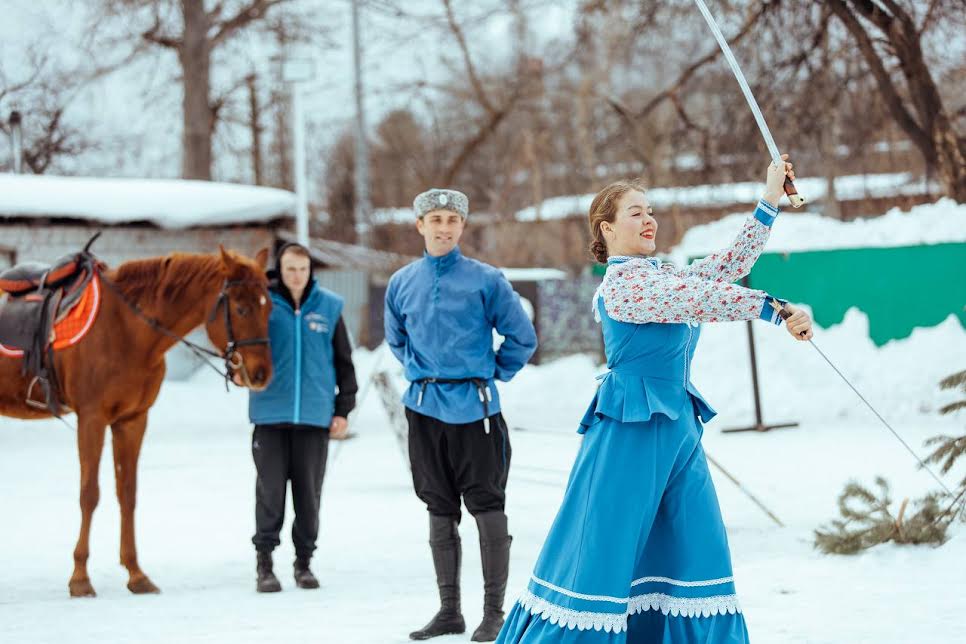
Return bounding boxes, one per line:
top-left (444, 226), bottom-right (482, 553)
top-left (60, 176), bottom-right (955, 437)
top-left (744, 243), bottom-right (966, 346)
top-left (593, 243), bottom-right (966, 347)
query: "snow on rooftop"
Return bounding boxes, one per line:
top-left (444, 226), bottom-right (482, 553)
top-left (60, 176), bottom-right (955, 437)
top-left (370, 207), bottom-right (414, 225)
top-left (668, 198), bottom-right (966, 263)
top-left (0, 173), bottom-right (295, 229)
top-left (514, 173), bottom-right (934, 222)
top-left (500, 267), bottom-right (567, 281)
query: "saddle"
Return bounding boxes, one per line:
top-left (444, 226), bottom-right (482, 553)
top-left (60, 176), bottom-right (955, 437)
top-left (0, 246), bottom-right (101, 415)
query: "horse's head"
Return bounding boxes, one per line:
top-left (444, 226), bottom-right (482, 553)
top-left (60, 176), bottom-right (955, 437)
top-left (204, 246), bottom-right (273, 391)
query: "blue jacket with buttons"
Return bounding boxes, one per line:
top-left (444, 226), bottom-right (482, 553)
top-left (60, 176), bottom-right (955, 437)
top-left (384, 246), bottom-right (538, 424)
top-left (249, 281), bottom-right (344, 429)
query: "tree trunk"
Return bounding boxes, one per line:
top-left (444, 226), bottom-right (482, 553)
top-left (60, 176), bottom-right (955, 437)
top-left (930, 112), bottom-right (966, 202)
top-left (179, 0), bottom-right (213, 181)
top-left (830, 0), bottom-right (966, 201)
top-left (247, 74), bottom-right (263, 185)
top-left (886, 5), bottom-right (966, 200)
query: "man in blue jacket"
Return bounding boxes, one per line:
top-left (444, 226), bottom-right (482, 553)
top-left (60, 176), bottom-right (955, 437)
top-left (384, 189), bottom-right (537, 641)
top-left (248, 242), bottom-right (357, 593)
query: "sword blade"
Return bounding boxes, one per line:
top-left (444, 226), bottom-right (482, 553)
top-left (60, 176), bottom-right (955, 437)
top-left (692, 0), bottom-right (783, 166)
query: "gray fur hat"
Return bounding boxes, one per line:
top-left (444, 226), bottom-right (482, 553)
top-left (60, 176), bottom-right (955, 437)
top-left (413, 188), bottom-right (469, 219)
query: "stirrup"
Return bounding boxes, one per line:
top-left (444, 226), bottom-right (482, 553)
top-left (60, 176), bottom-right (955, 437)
top-left (25, 376), bottom-right (49, 410)
top-left (25, 376), bottom-right (72, 414)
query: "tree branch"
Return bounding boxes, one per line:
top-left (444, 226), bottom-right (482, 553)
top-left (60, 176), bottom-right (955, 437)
top-left (0, 63), bottom-right (46, 105)
top-left (210, 0), bottom-right (289, 48)
top-left (605, 95), bottom-right (653, 163)
top-left (624, 0), bottom-right (774, 122)
top-left (209, 74), bottom-right (253, 134)
top-left (918, 0), bottom-right (944, 36)
top-left (142, 17), bottom-right (181, 48)
top-left (440, 103), bottom-right (510, 185)
top-left (844, 0), bottom-right (896, 33)
top-left (825, 0), bottom-right (934, 161)
top-left (441, 0), bottom-right (497, 117)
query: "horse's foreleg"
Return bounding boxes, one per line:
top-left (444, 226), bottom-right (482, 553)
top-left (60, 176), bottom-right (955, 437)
top-left (111, 411), bottom-right (160, 594)
top-left (69, 414), bottom-right (108, 598)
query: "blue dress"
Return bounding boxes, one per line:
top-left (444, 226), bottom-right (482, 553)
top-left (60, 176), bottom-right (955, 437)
top-left (499, 201), bottom-right (786, 642)
top-left (497, 295), bottom-right (751, 643)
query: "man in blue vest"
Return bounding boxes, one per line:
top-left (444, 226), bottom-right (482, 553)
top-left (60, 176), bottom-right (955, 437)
top-left (384, 189), bottom-right (537, 641)
top-left (248, 242), bottom-right (357, 593)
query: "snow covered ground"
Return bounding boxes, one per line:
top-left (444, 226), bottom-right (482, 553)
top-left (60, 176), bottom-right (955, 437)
top-left (1, 309), bottom-right (964, 644)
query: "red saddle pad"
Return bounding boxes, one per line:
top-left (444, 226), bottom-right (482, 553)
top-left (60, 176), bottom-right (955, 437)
top-left (0, 275), bottom-right (102, 357)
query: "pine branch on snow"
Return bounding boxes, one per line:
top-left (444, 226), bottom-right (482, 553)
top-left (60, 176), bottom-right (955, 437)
top-left (928, 367), bottom-right (966, 515)
top-left (814, 478), bottom-right (951, 555)
top-left (815, 368), bottom-right (966, 554)
top-left (938, 369), bottom-right (966, 417)
top-left (938, 369), bottom-right (966, 393)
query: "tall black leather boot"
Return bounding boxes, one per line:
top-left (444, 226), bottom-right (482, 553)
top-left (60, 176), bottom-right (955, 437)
top-left (409, 514), bottom-right (466, 640)
top-left (471, 511), bottom-right (512, 642)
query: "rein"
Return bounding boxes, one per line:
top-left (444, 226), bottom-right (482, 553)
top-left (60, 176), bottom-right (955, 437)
top-left (99, 272), bottom-right (269, 391)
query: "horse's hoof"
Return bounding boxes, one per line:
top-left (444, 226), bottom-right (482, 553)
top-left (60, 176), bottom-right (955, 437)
top-left (69, 579), bottom-right (97, 598)
top-left (127, 575), bottom-right (161, 594)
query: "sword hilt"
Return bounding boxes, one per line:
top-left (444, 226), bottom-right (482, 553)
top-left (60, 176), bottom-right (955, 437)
top-left (769, 298), bottom-right (807, 337)
top-left (783, 176), bottom-right (805, 208)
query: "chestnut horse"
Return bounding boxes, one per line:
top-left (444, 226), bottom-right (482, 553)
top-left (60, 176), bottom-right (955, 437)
top-left (0, 247), bottom-right (273, 597)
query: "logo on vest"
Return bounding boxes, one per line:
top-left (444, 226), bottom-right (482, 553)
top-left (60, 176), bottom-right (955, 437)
top-left (304, 312), bottom-right (329, 334)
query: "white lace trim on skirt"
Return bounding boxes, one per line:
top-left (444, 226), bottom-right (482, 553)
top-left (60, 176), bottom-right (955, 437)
top-left (517, 588), bottom-right (742, 633)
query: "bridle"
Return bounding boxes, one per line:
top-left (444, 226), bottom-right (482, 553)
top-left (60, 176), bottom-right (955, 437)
top-left (207, 278), bottom-right (271, 389)
top-left (100, 273), bottom-right (270, 390)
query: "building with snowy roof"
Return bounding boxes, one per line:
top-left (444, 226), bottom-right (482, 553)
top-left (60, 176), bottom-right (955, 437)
top-left (0, 173), bottom-right (416, 367)
top-left (0, 173), bottom-right (297, 269)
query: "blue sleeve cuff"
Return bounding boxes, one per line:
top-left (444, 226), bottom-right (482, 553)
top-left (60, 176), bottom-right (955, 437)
top-left (759, 296), bottom-right (787, 325)
top-left (754, 198), bottom-right (780, 226)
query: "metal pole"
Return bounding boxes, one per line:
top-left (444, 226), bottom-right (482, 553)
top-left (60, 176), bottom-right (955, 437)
top-left (352, 0), bottom-right (372, 247)
top-left (291, 82), bottom-right (309, 245)
top-left (746, 318), bottom-right (764, 428)
top-left (9, 111), bottom-right (23, 174)
top-left (723, 276), bottom-right (798, 433)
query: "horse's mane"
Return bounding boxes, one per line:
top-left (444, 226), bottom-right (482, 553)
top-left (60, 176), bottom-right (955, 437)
top-left (108, 253), bottom-right (224, 306)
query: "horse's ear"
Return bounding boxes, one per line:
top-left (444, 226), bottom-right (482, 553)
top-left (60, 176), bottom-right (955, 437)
top-left (218, 245), bottom-right (235, 274)
top-left (255, 247), bottom-right (270, 269)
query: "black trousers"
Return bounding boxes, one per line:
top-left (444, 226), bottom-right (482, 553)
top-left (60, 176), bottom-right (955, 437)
top-left (251, 424), bottom-right (329, 558)
top-left (406, 408), bottom-right (512, 519)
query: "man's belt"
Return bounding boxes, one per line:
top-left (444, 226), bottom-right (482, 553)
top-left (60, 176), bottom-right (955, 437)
top-left (415, 377), bottom-right (494, 434)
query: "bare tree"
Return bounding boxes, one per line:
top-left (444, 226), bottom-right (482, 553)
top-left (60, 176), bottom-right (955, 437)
top-left (0, 50), bottom-right (102, 174)
top-left (823, 0), bottom-right (966, 200)
top-left (100, 0), bottom-right (294, 180)
top-left (432, 0), bottom-right (528, 185)
top-left (323, 129), bottom-right (359, 244)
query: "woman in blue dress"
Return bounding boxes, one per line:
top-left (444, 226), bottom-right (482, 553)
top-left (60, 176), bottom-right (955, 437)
top-left (497, 156), bottom-right (813, 643)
